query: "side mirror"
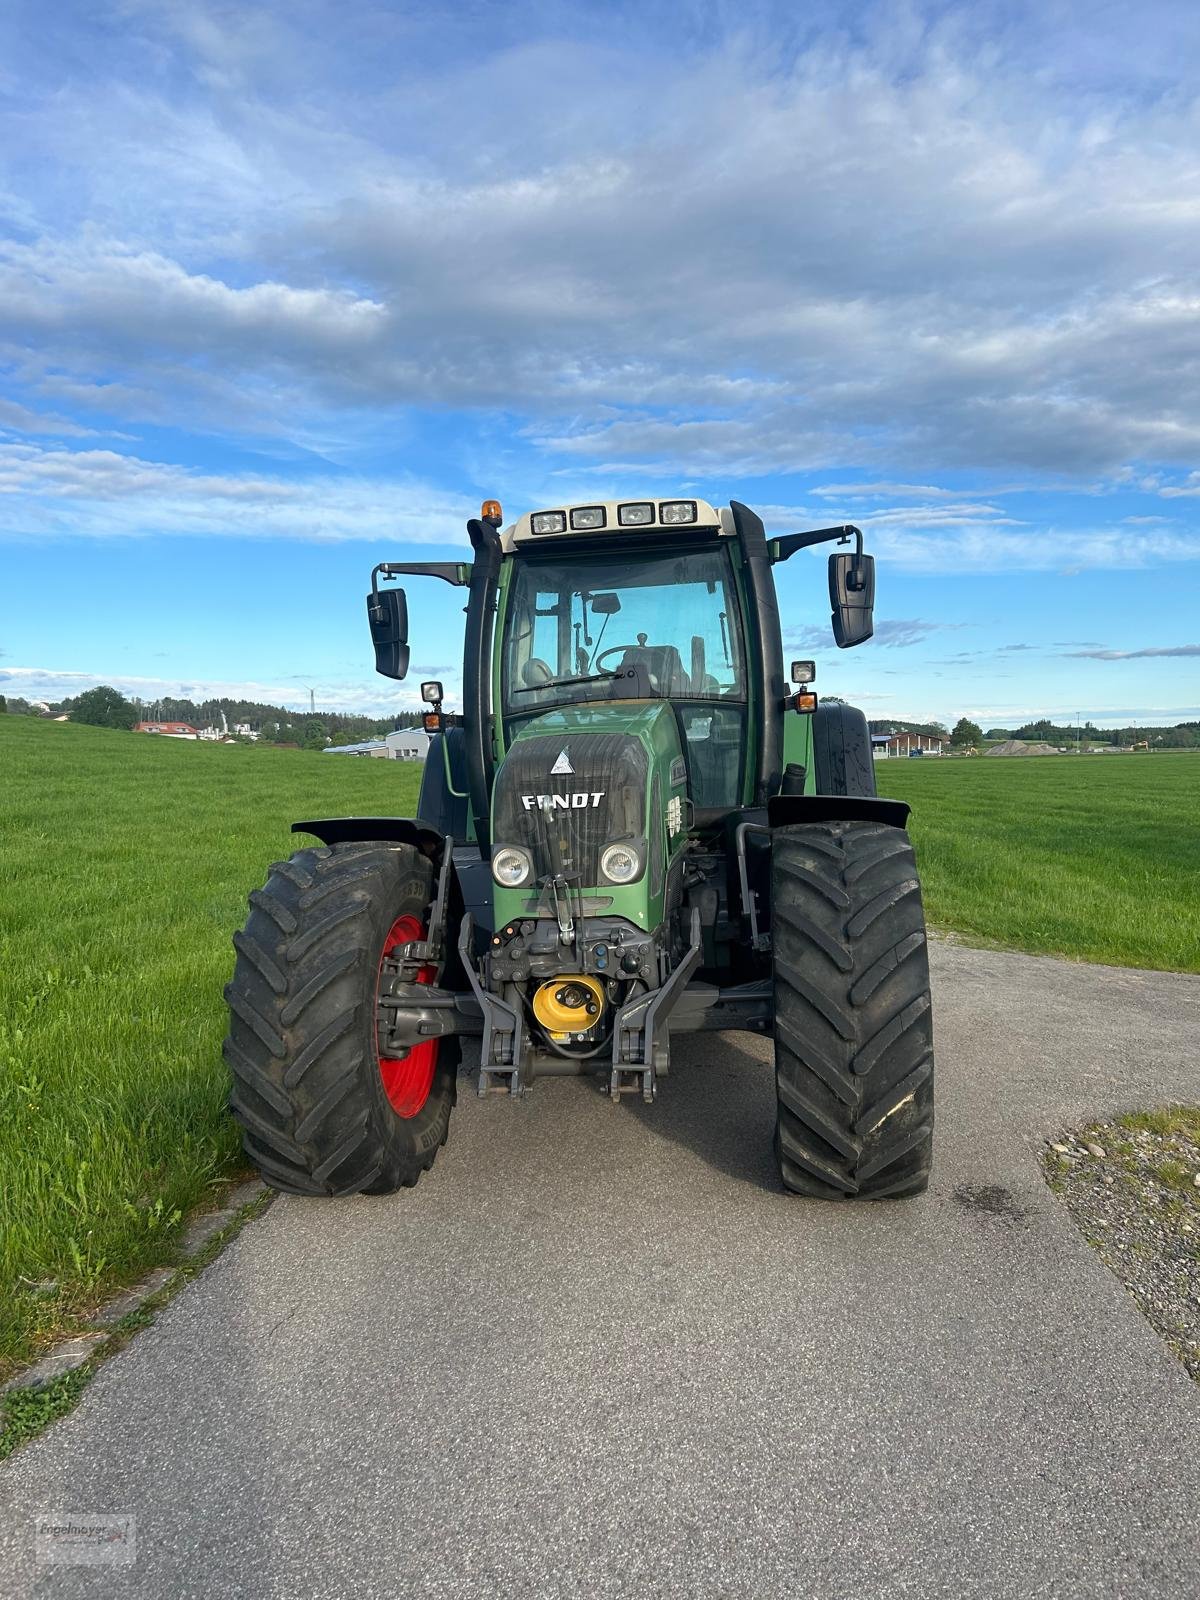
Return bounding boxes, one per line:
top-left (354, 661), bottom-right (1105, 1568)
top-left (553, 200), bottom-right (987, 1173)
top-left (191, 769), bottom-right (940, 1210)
top-left (590, 592), bottom-right (622, 615)
top-left (828, 551), bottom-right (875, 648)
top-left (367, 587), bottom-right (410, 679)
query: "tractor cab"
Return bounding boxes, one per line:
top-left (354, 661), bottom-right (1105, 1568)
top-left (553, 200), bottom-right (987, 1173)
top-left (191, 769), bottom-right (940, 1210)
top-left (498, 509), bottom-right (748, 809)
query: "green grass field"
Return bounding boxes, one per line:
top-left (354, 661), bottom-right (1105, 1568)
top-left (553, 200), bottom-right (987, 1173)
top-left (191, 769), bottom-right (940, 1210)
top-left (879, 752), bottom-right (1200, 973)
top-left (1, 719), bottom-right (1197, 1374)
top-left (0, 718), bottom-right (419, 1376)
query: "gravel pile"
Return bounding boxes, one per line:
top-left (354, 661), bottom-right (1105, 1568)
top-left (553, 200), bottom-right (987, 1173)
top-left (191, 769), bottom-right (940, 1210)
top-left (985, 739), bottom-right (1061, 757)
top-left (1045, 1109), bottom-right (1200, 1382)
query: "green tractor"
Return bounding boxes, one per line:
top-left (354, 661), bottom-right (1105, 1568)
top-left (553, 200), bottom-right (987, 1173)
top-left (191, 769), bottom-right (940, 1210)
top-left (225, 497), bottom-right (933, 1199)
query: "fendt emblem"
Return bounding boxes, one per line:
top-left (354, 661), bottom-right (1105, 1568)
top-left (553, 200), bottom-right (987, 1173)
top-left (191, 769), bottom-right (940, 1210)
top-left (520, 792), bottom-right (605, 810)
top-left (550, 748), bottom-right (575, 775)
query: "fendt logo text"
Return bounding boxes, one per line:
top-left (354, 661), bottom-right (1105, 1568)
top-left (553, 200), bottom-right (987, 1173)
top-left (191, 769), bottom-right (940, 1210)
top-left (520, 792), bottom-right (605, 810)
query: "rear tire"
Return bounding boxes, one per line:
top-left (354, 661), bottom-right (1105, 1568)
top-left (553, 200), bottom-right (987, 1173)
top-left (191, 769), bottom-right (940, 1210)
top-left (771, 820), bottom-right (933, 1198)
top-left (223, 842), bottom-right (457, 1196)
top-left (812, 703), bottom-right (876, 796)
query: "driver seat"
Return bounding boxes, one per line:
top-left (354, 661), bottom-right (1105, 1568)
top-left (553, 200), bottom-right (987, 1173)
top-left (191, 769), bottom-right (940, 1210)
top-left (615, 644), bottom-right (687, 696)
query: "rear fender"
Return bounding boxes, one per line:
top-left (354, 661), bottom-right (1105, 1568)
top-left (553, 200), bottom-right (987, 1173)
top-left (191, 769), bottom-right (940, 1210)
top-left (766, 795), bottom-right (910, 830)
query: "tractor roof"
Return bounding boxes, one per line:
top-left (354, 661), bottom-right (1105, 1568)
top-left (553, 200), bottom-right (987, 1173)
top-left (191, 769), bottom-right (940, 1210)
top-left (502, 496), bottom-right (728, 552)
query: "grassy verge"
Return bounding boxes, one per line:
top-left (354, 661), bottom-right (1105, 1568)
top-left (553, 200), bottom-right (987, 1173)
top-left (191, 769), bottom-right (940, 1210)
top-left (1043, 1108), bottom-right (1200, 1382)
top-left (0, 717), bottom-right (419, 1377)
top-left (0, 1185), bottom-right (272, 1457)
top-left (880, 754), bottom-right (1200, 972)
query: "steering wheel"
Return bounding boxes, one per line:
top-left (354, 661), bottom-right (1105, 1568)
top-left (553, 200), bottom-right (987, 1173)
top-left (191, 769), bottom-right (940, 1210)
top-left (594, 645), bottom-right (641, 672)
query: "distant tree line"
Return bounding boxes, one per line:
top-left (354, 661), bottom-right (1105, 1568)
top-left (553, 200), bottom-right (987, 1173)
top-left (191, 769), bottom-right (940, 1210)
top-left (867, 718), bottom-right (949, 738)
top-left (2, 686), bottom-right (424, 744)
top-left (983, 718), bottom-right (1200, 748)
top-left (8, 690), bottom-right (1199, 750)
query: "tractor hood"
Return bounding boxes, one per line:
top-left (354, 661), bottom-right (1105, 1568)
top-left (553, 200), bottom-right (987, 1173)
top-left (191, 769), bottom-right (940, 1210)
top-left (490, 702), bottom-right (687, 931)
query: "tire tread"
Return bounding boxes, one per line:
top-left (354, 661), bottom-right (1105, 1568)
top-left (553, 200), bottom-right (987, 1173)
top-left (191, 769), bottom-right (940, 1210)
top-left (223, 842), bottom-right (456, 1196)
top-left (772, 820), bottom-right (934, 1199)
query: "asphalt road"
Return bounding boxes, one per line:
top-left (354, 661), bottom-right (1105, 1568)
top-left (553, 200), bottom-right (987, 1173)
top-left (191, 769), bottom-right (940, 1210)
top-left (3, 942), bottom-right (1200, 1599)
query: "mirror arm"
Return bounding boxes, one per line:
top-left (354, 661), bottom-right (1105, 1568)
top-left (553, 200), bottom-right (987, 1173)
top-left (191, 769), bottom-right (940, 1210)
top-left (769, 525), bottom-right (863, 564)
top-left (372, 562), bottom-right (472, 593)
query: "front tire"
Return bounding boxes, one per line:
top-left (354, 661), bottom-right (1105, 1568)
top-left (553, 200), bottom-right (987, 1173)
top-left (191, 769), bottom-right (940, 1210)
top-left (771, 820), bottom-right (933, 1198)
top-left (223, 842), bottom-right (457, 1196)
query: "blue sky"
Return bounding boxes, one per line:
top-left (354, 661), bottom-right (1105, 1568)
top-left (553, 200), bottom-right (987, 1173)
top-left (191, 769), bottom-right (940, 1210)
top-left (1, 0), bottom-right (1197, 727)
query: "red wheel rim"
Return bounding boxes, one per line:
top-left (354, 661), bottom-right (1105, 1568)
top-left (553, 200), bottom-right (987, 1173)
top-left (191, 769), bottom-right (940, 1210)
top-left (376, 913), bottom-right (438, 1117)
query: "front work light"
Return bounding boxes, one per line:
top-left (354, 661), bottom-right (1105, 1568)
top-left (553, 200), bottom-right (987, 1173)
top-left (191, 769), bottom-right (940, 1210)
top-left (617, 502), bottom-right (654, 526)
top-left (659, 500), bottom-right (697, 525)
top-left (492, 846), bottom-right (534, 887)
top-left (600, 842), bottom-right (642, 883)
top-left (790, 660), bottom-right (816, 685)
top-left (531, 510), bottom-right (567, 535)
top-left (570, 505), bottom-right (606, 530)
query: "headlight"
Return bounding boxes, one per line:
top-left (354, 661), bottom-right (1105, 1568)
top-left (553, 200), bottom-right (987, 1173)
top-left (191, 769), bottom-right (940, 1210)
top-left (659, 500), bottom-right (697, 525)
top-left (569, 505), bottom-right (606, 530)
top-left (492, 846), bottom-right (534, 887)
top-left (531, 510), bottom-right (567, 535)
top-left (617, 501), bottom-right (654, 526)
top-left (600, 842), bottom-right (642, 883)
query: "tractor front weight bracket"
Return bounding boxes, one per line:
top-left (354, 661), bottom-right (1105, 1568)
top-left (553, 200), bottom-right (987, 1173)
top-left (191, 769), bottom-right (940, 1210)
top-left (458, 914), bottom-right (526, 1097)
top-left (609, 907), bottom-right (703, 1104)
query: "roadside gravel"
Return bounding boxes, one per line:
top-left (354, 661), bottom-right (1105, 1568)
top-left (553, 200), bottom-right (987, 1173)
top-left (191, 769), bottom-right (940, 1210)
top-left (1046, 1109), bottom-right (1200, 1382)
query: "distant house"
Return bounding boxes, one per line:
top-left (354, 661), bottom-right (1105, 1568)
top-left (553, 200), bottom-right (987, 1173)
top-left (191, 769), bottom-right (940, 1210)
top-left (133, 721), bottom-right (200, 739)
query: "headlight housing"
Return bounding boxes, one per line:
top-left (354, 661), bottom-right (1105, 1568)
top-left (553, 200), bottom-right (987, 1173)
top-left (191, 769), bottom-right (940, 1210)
top-left (659, 499), bottom-right (697, 525)
top-left (530, 510), bottom-right (567, 535)
top-left (492, 845), bottom-right (534, 887)
top-left (600, 841), bottom-right (642, 884)
top-left (569, 505), bottom-right (606, 530)
top-left (617, 501), bottom-right (654, 526)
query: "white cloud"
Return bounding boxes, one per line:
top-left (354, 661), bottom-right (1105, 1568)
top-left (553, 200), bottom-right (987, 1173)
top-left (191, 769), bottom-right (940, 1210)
top-left (0, 398), bottom-right (99, 437)
top-left (1, 437), bottom-right (1195, 574)
top-left (811, 483), bottom-right (969, 501)
top-left (865, 525), bottom-right (1200, 575)
top-left (1065, 645), bottom-right (1200, 660)
top-left (786, 617), bottom-right (959, 649)
top-left (758, 499), bottom-right (1200, 572)
top-left (0, 440), bottom-right (476, 543)
top-left (1, 8), bottom-right (1200, 473)
top-left (1160, 473), bottom-right (1200, 499)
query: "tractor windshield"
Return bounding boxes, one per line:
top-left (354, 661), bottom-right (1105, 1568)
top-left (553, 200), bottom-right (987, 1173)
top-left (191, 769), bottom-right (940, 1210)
top-left (501, 545), bottom-right (748, 806)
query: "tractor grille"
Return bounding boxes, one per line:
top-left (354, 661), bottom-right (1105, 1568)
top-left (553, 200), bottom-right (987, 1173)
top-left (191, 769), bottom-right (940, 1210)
top-left (492, 732), bottom-right (648, 885)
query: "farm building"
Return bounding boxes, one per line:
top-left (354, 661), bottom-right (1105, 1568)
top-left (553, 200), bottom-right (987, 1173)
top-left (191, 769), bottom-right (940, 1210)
top-left (133, 721), bottom-right (200, 739)
top-left (384, 728), bottom-right (430, 760)
top-left (323, 739), bottom-right (386, 758)
top-left (873, 730), bottom-right (945, 758)
top-left (323, 729), bottom-right (431, 761)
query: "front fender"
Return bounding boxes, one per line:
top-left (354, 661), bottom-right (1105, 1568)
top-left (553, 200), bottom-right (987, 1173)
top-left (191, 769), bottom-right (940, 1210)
top-left (292, 816), bottom-right (445, 855)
